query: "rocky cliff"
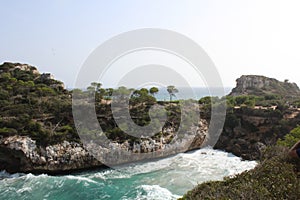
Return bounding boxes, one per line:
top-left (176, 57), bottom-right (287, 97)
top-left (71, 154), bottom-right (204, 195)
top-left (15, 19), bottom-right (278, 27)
top-left (0, 136), bottom-right (103, 174)
top-left (214, 107), bottom-right (300, 160)
top-left (230, 75), bottom-right (300, 97)
top-left (217, 75), bottom-right (300, 160)
top-left (0, 120), bottom-right (208, 174)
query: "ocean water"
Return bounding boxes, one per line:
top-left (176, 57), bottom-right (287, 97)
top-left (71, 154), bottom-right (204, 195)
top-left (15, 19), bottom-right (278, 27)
top-left (0, 148), bottom-right (256, 200)
top-left (153, 87), bottom-right (232, 101)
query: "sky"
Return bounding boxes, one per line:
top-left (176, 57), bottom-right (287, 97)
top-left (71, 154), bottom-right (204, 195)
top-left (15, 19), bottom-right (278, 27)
top-left (1, 0), bottom-right (300, 89)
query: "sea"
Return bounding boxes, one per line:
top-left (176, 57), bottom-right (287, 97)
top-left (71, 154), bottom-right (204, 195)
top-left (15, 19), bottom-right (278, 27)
top-left (144, 87), bottom-right (232, 101)
top-left (0, 148), bottom-right (256, 200)
top-left (71, 87), bottom-right (233, 101)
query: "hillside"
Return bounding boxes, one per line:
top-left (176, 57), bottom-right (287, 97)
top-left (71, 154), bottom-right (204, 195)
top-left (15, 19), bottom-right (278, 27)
top-left (0, 62), bottom-right (76, 145)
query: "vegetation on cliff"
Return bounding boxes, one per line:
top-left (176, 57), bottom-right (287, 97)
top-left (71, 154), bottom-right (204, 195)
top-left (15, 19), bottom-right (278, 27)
top-left (197, 89), bottom-right (300, 160)
top-left (2, 62), bottom-right (299, 155)
top-left (0, 62), bottom-right (201, 172)
top-left (278, 125), bottom-right (300, 148)
top-left (0, 62), bottom-right (193, 149)
top-left (0, 62), bottom-right (76, 146)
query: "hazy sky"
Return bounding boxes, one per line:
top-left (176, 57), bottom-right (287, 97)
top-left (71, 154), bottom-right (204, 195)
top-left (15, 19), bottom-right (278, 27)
top-left (1, 0), bottom-right (300, 88)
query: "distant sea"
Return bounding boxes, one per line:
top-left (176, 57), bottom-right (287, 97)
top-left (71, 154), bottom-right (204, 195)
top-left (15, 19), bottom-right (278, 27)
top-left (154, 87), bottom-right (232, 101)
top-left (67, 87), bottom-right (233, 101)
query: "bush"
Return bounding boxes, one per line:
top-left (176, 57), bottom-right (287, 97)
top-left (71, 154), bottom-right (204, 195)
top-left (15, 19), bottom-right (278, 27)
top-left (0, 127), bottom-right (18, 137)
top-left (277, 126), bottom-right (300, 148)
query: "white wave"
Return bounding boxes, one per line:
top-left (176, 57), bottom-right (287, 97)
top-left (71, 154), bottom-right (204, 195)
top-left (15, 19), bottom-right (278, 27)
top-left (1, 171), bottom-right (98, 184)
top-left (64, 175), bottom-right (98, 184)
top-left (90, 169), bottom-right (133, 180)
top-left (0, 170), bottom-right (25, 180)
top-left (87, 148), bottom-right (257, 196)
top-left (134, 185), bottom-right (181, 200)
top-left (16, 186), bottom-right (32, 193)
top-left (22, 173), bottom-right (50, 182)
top-left (121, 185), bottom-right (181, 200)
top-left (91, 147), bottom-right (256, 178)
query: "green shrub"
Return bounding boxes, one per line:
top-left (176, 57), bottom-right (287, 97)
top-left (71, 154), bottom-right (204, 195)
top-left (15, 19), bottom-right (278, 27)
top-left (0, 127), bottom-right (18, 137)
top-left (277, 126), bottom-right (300, 148)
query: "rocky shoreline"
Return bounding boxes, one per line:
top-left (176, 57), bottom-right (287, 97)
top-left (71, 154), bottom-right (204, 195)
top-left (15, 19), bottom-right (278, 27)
top-left (0, 136), bottom-right (104, 174)
top-left (0, 119), bottom-right (208, 174)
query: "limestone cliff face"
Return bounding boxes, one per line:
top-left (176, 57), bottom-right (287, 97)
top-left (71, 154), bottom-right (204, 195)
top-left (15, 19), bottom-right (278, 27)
top-left (0, 136), bottom-right (103, 174)
top-left (0, 119), bottom-right (209, 174)
top-left (230, 75), bottom-right (300, 97)
top-left (188, 119), bottom-right (208, 150)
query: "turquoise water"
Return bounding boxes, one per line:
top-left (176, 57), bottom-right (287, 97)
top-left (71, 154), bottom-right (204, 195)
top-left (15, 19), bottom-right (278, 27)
top-left (0, 148), bottom-right (256, 200)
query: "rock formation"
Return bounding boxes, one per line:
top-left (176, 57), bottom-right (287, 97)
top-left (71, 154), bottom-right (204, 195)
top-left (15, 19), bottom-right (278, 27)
top-left (217, 75), bottom-right (300, 160)
top-left (0, 62), bottom-right (40, 75)
top-left (0, 136), bottom-right (103, 174)
top-left (0, 122), bottom-right (209, 173)
top-left (230, 75), bottom-right (300, 97)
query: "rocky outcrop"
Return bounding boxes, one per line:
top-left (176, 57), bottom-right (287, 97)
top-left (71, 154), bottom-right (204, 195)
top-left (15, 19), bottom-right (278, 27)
top-left (0, 136), bottom-right (103, 174)
top-left (0, 62), bottom-right (40, 74)
top-left (0, 62), bottom-right (65, 89)
top-left (218, 75), bottom-right (300, 160)
top-left (230, 75), bottom-right (300, 97)
top-left (188, 119), bottom-right (208, 150)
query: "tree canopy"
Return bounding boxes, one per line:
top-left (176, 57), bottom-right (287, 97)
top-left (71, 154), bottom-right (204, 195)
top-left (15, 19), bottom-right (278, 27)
top-left (167, 85), bottom-right (178, 101)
